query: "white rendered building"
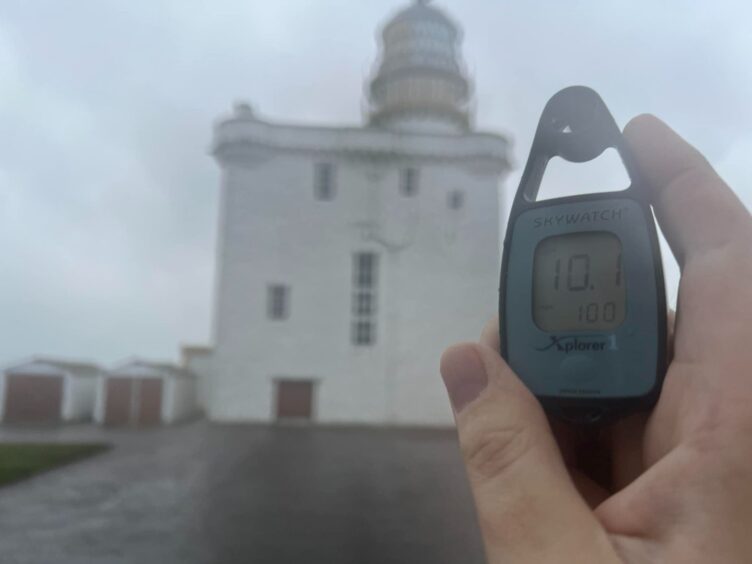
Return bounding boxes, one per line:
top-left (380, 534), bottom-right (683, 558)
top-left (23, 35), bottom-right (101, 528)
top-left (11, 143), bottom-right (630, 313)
top-left (1, 358), bottom-right (99, 424)
top-left (191, 0), bottom-right (511, 425)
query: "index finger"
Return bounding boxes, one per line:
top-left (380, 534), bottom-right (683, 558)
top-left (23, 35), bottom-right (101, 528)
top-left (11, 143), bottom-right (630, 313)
top-left (623, 114), bottom-right (751, 266)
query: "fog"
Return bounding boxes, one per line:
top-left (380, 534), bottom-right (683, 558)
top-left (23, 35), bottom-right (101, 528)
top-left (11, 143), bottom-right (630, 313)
top-left (1, 0), bottom-right (750, 367)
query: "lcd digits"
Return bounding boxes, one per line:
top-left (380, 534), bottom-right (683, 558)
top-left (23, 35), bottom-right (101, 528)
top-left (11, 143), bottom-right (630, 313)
top-left (533, 231), bottom-right (626, 331)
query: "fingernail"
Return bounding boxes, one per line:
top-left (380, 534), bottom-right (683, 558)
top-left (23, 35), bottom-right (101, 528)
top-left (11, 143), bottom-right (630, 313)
top-left (441, 347), bottom-right (488, 413)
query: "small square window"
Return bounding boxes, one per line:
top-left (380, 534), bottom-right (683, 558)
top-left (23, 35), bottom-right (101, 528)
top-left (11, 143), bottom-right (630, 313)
top-left (400, 167), bottom-right (419, 197)
top-left (448, 190), bottom-right (464, 210)
top-left (267, 284), bottom-right (289, 320)
top-left (314, 163), bottom-right (336, 201)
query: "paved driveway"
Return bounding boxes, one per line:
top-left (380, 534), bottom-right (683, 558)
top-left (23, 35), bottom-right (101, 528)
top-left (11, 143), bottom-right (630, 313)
top-left (0, 422), bottom-right (485, 564)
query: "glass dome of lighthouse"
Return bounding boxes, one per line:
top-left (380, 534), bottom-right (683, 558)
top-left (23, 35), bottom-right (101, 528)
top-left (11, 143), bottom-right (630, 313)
top-left (367, 0), bottom-right (472, 134)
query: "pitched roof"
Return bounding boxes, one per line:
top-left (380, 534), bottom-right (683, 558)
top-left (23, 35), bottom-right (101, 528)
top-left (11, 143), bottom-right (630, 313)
top-left (110, 359), bottom-right (195, 380)
top-left (45, 360), bottom-right (101, 377)
top-left (6, 357), bottom-right (101, 378)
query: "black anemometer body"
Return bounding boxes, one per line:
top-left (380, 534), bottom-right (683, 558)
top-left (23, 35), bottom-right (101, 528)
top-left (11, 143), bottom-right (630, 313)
top-left (499, 86), bottom-right (667, 424)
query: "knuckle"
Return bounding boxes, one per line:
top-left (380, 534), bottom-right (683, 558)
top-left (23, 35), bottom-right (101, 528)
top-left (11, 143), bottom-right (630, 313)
top-left (462, 425), bottom-right (531, 481)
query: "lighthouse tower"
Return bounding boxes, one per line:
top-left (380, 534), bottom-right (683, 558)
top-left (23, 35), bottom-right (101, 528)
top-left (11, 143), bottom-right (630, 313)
top-left (197, 1), bottom-right (511, 425)
top-left (368, 0), bottom-right (471, 133)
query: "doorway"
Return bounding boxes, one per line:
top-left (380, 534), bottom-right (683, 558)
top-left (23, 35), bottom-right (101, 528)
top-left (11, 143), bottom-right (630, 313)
top-left (275, 380), bottom-right (314, 421)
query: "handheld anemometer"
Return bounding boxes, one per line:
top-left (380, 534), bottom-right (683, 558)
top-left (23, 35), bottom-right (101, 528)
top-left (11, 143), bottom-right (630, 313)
top-left (499, 86), bottom-right (667, 424)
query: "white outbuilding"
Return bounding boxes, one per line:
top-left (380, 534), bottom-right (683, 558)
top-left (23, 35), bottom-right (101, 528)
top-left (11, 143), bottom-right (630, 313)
top-left (94, 360), bottom-right (198, 426)
top-left (1, 358), bottom-right (100, 424)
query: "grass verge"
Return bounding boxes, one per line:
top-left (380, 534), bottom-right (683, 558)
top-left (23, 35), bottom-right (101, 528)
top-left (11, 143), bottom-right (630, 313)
top-left (0, 443), bottom-right (109, 487)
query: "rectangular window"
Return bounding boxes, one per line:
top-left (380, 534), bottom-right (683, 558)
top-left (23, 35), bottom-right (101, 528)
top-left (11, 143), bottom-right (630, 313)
top-left (267, 284), bottom-right (290, 320)
top-left (355, 253), bottom-right (375, 287)
top-left (400, 167), bottom-right (419, 197)
top-left (314, 162), bottom-right (336, 201)
top-left (351, 252), bottom-right (378, 346)
top-left (448, 189), bottom-right (464, 210)
top-left (353, 292), bottom-right (374, 316)
top-left (353, 321), bottom-right (373, 346)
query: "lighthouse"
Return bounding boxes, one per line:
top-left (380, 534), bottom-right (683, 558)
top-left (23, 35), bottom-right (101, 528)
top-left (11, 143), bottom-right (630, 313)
top-left (198, 1), bottom-right (511, 425)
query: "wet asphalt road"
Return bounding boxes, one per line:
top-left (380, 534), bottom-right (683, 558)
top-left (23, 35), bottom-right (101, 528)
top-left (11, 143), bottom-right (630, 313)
top-left (0, 422), bottom-right (485, 564)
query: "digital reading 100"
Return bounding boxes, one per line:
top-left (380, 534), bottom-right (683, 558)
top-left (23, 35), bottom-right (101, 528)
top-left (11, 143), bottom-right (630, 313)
top-left (499, 86), bottom-right (667, 424)
top-left (533, 231), bottom-right (625, 332)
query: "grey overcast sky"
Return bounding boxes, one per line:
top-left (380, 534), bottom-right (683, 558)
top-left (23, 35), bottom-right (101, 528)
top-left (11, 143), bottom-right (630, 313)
top-left (1, 1), bottom-right (750, 367)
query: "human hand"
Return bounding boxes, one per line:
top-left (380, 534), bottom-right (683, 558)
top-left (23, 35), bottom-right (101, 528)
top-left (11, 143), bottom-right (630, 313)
top-left (440, 115), bottom-right (752, 563)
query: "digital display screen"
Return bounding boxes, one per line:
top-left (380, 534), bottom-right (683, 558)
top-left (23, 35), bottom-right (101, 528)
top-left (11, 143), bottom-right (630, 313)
top-left (533, 232), bottom-right (625, 331)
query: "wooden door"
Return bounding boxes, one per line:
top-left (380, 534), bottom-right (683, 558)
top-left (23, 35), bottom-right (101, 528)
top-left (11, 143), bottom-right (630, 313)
top-left (3, 375), bottom-right (63, 424)
top-left (137, 378), bottom-right (162, 426)
top-left (275, 380), bottom-right (314, 420)
top-left (105, 377), bottom-right (133, 426)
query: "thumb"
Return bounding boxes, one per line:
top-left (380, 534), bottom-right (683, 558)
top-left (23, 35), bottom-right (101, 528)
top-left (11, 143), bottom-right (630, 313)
top-left (440, 343), bottom-right (617, 563)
